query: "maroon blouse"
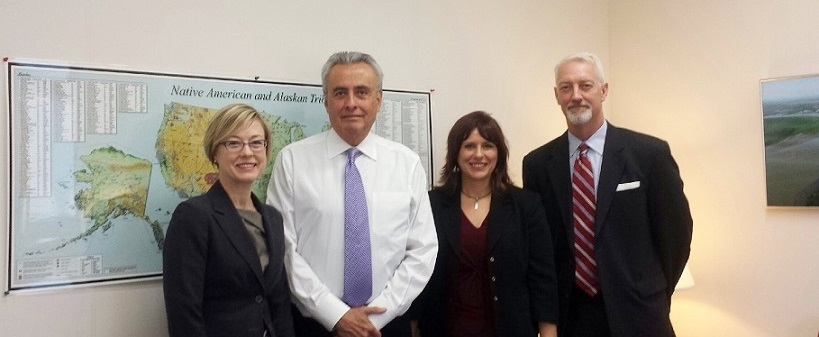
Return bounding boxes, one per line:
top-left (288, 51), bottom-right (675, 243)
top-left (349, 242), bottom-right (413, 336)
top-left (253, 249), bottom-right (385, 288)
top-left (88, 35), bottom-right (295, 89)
top-left (447, 210), bottom-right (496, 337)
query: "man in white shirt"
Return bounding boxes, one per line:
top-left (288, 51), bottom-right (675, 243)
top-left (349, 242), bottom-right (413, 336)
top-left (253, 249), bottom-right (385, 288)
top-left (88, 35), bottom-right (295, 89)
top-left (267, 51), bottom-right (438, 337)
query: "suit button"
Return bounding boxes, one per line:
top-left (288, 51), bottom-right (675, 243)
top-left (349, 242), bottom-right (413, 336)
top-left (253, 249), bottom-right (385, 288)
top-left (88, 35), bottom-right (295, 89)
top-left (255, 295), bottom-right (263, 303)
top-left (491, 276), bottom-right (496, 282)
top-left (493, 296), bottom-right (498, 301)
top-left (489, 256), bottom-right (494, 262)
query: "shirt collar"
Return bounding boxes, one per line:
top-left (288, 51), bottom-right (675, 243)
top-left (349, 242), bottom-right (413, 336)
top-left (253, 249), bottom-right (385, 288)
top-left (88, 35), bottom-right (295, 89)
top-left (568, 119), bottom-right (608, 156)
top-left (326, 128), bottom-right (377, 160)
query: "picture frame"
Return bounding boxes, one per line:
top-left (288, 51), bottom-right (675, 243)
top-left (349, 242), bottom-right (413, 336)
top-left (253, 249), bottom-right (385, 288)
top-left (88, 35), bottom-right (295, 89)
top-left (760, 74), bottom-right (819, 207)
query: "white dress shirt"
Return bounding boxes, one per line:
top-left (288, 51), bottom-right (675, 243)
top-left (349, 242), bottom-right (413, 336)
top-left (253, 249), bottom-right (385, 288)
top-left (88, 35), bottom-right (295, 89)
top-left (267, 129), bottom-right (438, 331)
top-left (568, 120), bottom-right (608, 193)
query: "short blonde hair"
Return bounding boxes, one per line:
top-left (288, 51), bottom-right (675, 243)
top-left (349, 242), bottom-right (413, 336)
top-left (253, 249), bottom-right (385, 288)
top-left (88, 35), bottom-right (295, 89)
top-left (203, 103), bottom-right (270, 164)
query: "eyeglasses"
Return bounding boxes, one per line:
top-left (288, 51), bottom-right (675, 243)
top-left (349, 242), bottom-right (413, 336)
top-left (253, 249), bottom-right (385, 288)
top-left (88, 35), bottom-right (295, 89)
top-left (220, 139), bottom-right (268, 152)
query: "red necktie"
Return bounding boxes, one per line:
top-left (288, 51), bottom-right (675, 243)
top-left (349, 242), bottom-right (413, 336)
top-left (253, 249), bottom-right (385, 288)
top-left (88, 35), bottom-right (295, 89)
top-left (572, 143), bottom-right (599, 296)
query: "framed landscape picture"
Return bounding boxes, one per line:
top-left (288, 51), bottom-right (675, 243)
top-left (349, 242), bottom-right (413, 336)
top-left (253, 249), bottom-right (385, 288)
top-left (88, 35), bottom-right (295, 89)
top-left (761, 75), bottom-right (819, 207)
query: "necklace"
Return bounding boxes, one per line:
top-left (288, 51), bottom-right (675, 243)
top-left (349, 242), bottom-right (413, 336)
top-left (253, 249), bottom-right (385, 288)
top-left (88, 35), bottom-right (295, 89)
top-left (461, 190), bottom-right (492, 210)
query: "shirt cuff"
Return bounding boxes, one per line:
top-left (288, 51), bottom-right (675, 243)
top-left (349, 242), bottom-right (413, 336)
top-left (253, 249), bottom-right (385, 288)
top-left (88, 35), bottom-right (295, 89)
top-left (311, 293), bottom-right (351, 332)
top-left (367, 296), bottom-right (397, 330)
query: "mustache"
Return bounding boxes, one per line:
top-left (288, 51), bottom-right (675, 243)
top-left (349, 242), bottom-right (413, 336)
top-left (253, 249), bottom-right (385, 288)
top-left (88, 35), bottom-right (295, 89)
top-left (567, 99), bottom-right (591, 110)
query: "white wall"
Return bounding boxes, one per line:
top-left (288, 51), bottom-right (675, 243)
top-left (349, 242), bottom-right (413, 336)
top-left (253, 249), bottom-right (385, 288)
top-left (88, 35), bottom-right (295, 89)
top-left (5, 1), bottom-right (816, 336)
top-left (609, 1), bottom-right (819, 336)
top-left (0, 1), bottom-right (608, 336)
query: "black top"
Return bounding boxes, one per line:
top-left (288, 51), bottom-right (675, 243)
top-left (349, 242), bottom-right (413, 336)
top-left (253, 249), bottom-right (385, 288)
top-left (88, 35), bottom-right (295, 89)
top-left (163, 181), bottom-right (295, 337)
top-left (411, 186), bottom-right (558, 337)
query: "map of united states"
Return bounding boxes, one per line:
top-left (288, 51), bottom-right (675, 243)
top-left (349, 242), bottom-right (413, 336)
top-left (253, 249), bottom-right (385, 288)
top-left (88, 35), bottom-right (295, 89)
top-left (155, 102), bottom-right (306, 201)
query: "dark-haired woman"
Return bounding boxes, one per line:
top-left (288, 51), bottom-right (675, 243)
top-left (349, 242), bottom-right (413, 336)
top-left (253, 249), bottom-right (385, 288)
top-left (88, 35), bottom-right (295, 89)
top-left (412, 111), bottom-right (558, 337)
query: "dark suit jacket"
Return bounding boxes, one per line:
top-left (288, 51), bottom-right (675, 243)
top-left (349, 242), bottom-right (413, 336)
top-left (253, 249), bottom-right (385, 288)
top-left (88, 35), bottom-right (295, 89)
top-left (163, 181), bottom-right (295, 337)
top-left (522, 123), bottom-right (692, 337)
top-left (412, 187), bottom-right (559, 336)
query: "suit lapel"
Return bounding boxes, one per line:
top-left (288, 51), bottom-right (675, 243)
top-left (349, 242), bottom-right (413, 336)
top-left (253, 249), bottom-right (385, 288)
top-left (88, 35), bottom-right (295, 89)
top-left (438, 192), bottom-right (462, 259)
top-left (546, 133), bottom-right (574, 248)
top-left (595, 125), bottom-right (626, 235)
top-left (439, 190), bottom-right (509, 256)
top-left (487, 193), bottom-right (512, 253)
top-left (209, 182), bottom-right (266, 287)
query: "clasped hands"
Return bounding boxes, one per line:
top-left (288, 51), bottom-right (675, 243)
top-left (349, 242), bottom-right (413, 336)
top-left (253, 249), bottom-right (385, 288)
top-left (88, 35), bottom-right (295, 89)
top-left (332, 305), bottom-right (386, 337)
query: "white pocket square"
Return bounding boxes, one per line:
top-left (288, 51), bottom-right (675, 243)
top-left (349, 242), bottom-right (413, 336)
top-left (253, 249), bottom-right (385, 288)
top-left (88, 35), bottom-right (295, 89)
top-left (616, 181), bottom-right (640, 191)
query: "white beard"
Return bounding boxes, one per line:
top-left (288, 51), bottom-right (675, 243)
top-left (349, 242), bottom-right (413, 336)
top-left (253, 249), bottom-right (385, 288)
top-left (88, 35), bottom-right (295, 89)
top-left (566, 107), bottom-right (593, 125)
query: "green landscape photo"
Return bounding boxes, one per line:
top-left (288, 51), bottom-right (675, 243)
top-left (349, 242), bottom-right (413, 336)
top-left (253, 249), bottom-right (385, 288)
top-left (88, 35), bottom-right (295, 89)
top-left (761, 75), bottom-right (819, 206)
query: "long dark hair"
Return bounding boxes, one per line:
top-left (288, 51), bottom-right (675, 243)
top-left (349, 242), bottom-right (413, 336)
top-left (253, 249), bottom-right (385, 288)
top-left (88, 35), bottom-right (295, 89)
top-left (438, 111), bottom-right (512, 195)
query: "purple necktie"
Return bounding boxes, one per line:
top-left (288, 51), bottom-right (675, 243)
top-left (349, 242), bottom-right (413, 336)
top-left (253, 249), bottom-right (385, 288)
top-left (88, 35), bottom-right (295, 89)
top-left (343, 148), bottom-right (372, 307)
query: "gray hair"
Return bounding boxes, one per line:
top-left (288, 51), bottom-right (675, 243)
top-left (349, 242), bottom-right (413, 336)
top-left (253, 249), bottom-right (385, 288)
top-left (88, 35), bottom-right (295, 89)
top-left (321, 51), bottom-right (384, 94)
top-left (554, 52), bottom-right (606, 84)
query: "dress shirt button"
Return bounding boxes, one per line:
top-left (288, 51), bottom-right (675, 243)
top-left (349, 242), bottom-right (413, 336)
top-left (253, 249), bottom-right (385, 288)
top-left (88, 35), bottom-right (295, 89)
top-left (491, 276), bottom-right (496, 282)
top-left (489, 256), bottom-right (494, 262)
top-left (255, 295), bottom-right (263, 303)
top-left (493, 296), bottom-right (498, 301)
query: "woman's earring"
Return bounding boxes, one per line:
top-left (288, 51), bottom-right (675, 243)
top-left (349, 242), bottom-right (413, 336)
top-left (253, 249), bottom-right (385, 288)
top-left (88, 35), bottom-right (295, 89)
top-left (452, 166), bottom-right (460, 173)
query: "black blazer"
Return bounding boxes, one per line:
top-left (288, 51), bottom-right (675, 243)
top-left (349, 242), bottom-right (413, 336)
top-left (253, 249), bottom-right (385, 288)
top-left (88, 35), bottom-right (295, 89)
top-left (412, 187), bottom-right (558, 336)
top-left (163, 181), bottom-right (295, 337)
top-left (522, 123), bottom-right (693, 337)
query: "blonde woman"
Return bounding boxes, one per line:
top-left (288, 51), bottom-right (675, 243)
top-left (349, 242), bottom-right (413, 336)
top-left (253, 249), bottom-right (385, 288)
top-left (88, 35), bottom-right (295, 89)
top-left (163, 103), bottom-right (294, 337)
